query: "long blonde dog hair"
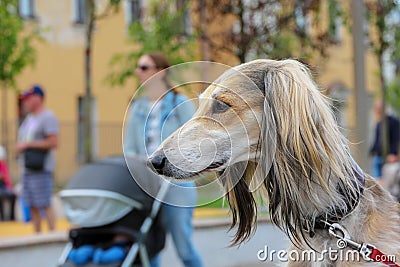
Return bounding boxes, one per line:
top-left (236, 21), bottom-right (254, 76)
top-left (220, 59), bottom-right (362, 246)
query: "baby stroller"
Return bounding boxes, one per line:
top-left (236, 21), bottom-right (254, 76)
top-left (58, 156), bottom-right (167, 267)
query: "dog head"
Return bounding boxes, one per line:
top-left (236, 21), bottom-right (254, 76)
top-left (149, 61), bottom-right (267, 179)
top-left (149, 59), bottom-right (359, 245)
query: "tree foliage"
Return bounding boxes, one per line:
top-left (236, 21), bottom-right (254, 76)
top-left (386, 76), bottom-right (400, 114)
top-left (80, 0), bottom-right (121, 163)
top-left (193, 0), bottom-right (346, 64)
top-left (364, 0), bottom-right (400, 158)
top-left (0, 0), bottom-right (38, 161)
top-left (365, 0), bottom-right (400, 89)
top-left (107, 0), bottom-right (196, 86)
top-left (380, 2), bottom-right (400, 115)
top-left (0, 0), bottom-right (37, 88)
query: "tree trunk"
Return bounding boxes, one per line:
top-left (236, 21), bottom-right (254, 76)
top-left (237, 0), bottom-right (246, 63)
top-left (84, 0), bottom-right (95, 163)
top-left (379, 53), bottom-right (389, 160)
top-left (376, 2), bottom-right (389, 161)
top-left (1, 85), bottom-right (9, 166)
top-left (351, 0), bottom-right (370, 170)
top-left (198, 0), bottom-right (210, 61)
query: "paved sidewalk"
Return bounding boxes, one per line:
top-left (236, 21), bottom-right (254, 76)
top-left (0, 207), bottom-right (231, 238)
top-left (0, 191), bottom-right (278, 267)
top-left (0, 190), bottom-right (271, 251)
top-left (0, 220), bottom-right (287, 267)
top-left (1, 190), bottom-right (234, 235)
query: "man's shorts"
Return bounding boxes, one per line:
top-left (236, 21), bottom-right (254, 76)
top-left (23, 172), bottom-right (53, 208)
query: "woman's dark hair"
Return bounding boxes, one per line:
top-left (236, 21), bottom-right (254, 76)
top-left (146, 52), bottom-right (171, 70)
top-left (145, 52), bottom-right (177, 93)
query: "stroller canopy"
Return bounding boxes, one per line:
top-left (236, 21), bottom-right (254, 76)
top-left (60, 156), bottom-right (160, 227)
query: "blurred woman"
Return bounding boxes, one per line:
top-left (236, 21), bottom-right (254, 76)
top-left (124, 52), bottom-right (203, 267)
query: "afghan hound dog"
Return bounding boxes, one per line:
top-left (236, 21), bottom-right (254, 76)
top-left (148, 59), bottom-right (400, 266)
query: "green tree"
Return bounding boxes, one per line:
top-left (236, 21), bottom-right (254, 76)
top-left (383, 3), bottom-right (400, 116)
top-left (365, 0), bottom-right (399, 97)
top-left (81, 0), bottom-right (121, 163)
top-left (193, 0), bottom-right (346, 64)
top-left (386, 76), bottom-right (400, 115)
top-left (107, 0), bottom-right (196, 87)
top-left (0, 0), bottom-right (37, 163)
top-left (365, 0), bottom-right (400, 158)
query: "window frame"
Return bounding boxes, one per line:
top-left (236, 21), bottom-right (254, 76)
top-left (72, 0), bottom-right (88, 25)
top-left (176, 0), bottom-right (192, 36)
top-left (18, 0), bottom-right (36, 20)
top-left (328, 0), bottom-right (343, 44)
top-left (125, 0), bottom-right (142, 25)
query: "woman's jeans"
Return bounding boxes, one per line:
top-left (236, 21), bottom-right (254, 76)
top-left (371, 155), bottom-right (384, 178)
top-left (150, 204), bottom-right (203, 267)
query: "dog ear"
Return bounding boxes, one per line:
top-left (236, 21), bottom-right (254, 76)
top-left (259, 60), bottom-right (360, 244)
top-left (262, 62), bottom-right (333, 190)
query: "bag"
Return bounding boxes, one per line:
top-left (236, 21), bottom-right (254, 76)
top-left (24, 149), bottom-right (48, 170)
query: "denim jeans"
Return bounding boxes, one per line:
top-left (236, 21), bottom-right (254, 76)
top-left (150, 204), bottom-right (203, 267)
top-left (371, 155), bottom-right (384, 178)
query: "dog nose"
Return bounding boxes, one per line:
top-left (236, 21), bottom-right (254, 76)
top-left (148, 153), bottom-right (167, 174)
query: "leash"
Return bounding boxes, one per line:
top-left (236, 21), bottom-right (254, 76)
top-left (324, 221), bottom-right (400, 267)
top-left (309, 159), bottom-right (399, 266)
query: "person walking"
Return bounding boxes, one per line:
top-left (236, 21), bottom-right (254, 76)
top-left (124, 52), bottom-right (203, 267)
top-left (370, 100), bottom-right (400, 178)
top-left (17, 85), bottom-right (59, 233)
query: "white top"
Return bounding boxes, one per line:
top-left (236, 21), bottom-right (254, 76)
top-left (145, 101), bottom-right (162, 155)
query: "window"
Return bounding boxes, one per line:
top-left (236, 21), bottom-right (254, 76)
top-left (73, 0), bottom-right (88, 24)
top-left (176, 0), bottom-right (192, 35)
top-left (294, 5), bottom-right (311, 36)
top-left (18, 95), bottom-right (27, 126)
top-left (330, 16), bottom-right (343, 43)
top-left (125, 0), bottom-right (142, 25)
top-left (328, 0), bottom-right (343, 44)
top-left (363, 19), bottom-right (371, 47)
top-left (18, 0), bottom-right (35, 19)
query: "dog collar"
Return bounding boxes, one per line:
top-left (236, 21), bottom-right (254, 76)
top-left (309, 162), bottom-right (366, 237)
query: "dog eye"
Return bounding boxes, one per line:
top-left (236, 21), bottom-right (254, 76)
top-left (212, 100), bottom-right (231, 114)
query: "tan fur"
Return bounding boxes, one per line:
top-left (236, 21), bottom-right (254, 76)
top-left (150, 59), bottom-right (400, 266)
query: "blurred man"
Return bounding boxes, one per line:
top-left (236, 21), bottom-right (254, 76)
top-left (17, 85), bottom-right (59, 233)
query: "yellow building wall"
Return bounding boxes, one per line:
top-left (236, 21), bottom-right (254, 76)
top-left (317, 21), bottom-right (380, 127)
top-left (5, 0), bottom-right (381, 185)
top-left (9, 0), bottom-right (138, 185)
top-left (317, 0), bottom-right (380, 160)
top-left (195, 0), bottom-right (380, 166)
